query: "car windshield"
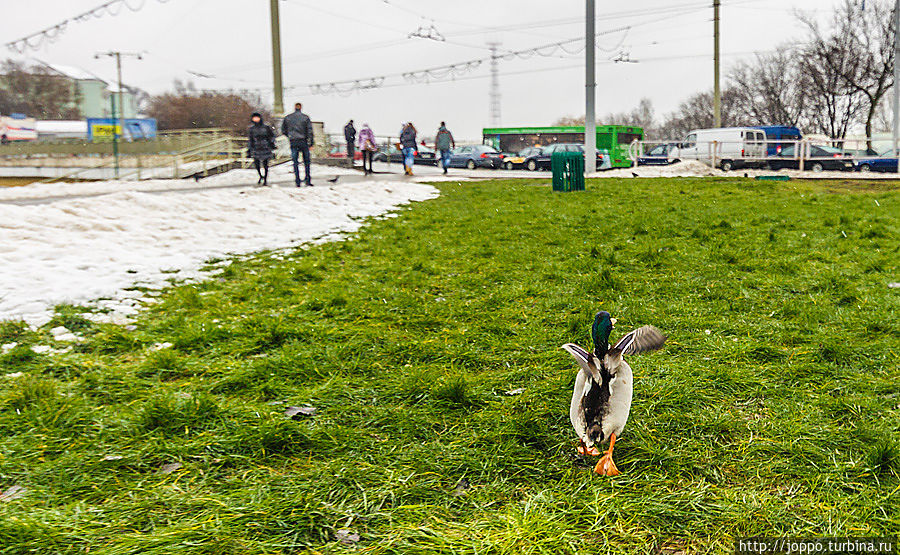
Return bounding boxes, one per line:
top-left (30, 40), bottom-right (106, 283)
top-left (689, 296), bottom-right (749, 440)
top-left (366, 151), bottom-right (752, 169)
top-left (779, 146), bottom-right (795, 157)
top-left (520, 147), bottom-right (540, 156)
top-left (816, 145), bottom-right (842, 154)
top-left (648, 145), bottom-right (666, 155)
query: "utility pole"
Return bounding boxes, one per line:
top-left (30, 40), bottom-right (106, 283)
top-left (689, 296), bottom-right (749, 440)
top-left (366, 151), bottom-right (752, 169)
top-left (713, 0), bottom-right (722, 128)
top-left (96, 51), bottom-right (142, 179)
top-left (270, 0), bottom-right (285, 117)
top-left (893, 0), bottom-right (899, 170)
top-left (585, 0), bottom-right (596, 179)
top-left (487, 42), bottom-right (502, 127)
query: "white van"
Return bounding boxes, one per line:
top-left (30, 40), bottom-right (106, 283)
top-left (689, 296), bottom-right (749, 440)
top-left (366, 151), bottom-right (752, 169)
top-left (674, 127), bottom-right (768, 170)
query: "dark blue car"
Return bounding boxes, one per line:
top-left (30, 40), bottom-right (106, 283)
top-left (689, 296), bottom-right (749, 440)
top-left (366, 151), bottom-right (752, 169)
top-left (855, 150), bottom-right (899, 173)
top-left (447, 144), bottom-right (503, 169)
top-left (755, 125), bottom-right (802, 156)
top-left (638, 143), bottom-right (679, 166)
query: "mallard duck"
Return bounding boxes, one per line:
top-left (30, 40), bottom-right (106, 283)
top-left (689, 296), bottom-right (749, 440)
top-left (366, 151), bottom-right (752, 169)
top-left (562, 311), bottom-right (666, 476)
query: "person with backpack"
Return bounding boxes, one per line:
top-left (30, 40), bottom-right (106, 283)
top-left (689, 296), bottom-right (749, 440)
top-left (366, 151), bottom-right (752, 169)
top-left (357, 123), bottom-right (377, 175)
top-left (247, 112), bottom-right (276, 186)
top-left (435, 121), bottom-right (455, 174)
top-left (399, 122), bottom-right (417, 176)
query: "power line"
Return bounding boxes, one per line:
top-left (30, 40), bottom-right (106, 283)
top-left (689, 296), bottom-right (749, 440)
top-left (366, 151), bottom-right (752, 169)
top-left (153, 1), bottom-right (708, 85)
top-left (296, 6), bottom-right (709, 96)
top-left (4, 0), bottom-right (173, 53)
top-left (309, 48), bottom-right (784, 93)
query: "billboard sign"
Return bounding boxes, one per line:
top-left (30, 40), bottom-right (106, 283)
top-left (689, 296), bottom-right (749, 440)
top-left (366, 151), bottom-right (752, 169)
top-left (87, 118), bottom-right (157, 142)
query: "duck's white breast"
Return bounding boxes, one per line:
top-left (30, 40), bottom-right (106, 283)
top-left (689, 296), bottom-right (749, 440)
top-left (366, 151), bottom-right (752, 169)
top-left (603, 361), bottom-right (633, 439)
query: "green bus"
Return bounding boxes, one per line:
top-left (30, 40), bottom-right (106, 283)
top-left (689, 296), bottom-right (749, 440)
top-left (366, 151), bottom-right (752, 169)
top-left (482, 125), bottom-right (643, 168)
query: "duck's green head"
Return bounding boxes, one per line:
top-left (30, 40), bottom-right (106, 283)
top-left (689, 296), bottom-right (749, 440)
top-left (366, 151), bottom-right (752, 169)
top-left (591, 311), bottom-right (617, 356)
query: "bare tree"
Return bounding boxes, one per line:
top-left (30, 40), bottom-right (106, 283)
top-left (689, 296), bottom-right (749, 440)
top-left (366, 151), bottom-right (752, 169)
top-left (146, 80), bottom-right (271, 132)
top-left (553, 98), bottom-right (656, 134)
top-left (730, 49), bottom-right (809, 127)
top-left (656, 88), bottom-right (751, 139)
top-left (0, 59), bottom-right (82, 119)
top-left (797, 0), bottom-right (891, 145)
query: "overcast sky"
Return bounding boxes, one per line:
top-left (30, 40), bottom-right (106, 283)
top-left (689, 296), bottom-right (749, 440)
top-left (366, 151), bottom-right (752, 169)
top-left (2, 0), bottom-right (846, 139)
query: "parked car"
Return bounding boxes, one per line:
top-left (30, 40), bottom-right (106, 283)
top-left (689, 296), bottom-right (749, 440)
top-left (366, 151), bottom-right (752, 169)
top-left (638, 143), bottom-right (679, 166)
top-left (327, 144), bottom-right (363, 161)
top-left (674, 127), bottom-right (767, 170)
top-left (854, 149), bottom-right (899, 173)
top-left (754, 125), bottom-right (802, 156)
top-left (373, 143), bottom-right (437, 165)
top-left (765, 144), bottom-right (853, 172)
top-left (446, 144), bottom-right (503, 169)
top-left (521, 143), bottom-right (604, 171)
top-left (503, 146), bottom-right (543, 170)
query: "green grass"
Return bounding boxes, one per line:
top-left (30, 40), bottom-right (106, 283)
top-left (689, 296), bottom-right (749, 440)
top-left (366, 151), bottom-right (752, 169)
top-left (1, 177), bottom-right (898, 554)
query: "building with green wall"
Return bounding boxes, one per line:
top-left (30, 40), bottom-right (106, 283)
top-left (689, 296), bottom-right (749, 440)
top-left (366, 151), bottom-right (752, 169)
top-left (38, 62), bottom-right (140, 119)
top-left (1, 60), bottom-right (140, 120)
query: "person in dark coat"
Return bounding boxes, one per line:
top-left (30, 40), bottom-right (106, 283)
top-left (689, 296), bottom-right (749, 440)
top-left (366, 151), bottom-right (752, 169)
top-left (399, 122), bottom-right (417, 175)
top-left (282, 102), bottom-right (315, 187)
top-left (344, 120), bottom-right (356, 162)
top-left (247, 112), bottom-right (276, 186)
top-left (435, 122), bottom-right (455, 174)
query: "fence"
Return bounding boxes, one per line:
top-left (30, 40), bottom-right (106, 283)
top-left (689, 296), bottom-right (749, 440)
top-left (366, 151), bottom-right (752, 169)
top-left (36, 135), bottom-right (257, 183)
top-left (0, 128), bottom-right (234, 159)
top-left (629, 137), bottom-right (899, 173)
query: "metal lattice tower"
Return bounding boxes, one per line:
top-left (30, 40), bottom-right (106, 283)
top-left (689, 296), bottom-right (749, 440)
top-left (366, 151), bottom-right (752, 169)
top-left (487, 42), bottom-right (502, 126)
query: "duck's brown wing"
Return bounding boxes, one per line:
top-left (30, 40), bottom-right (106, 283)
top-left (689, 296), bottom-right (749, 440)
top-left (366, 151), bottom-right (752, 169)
top-left (561, 343), bottom-right (602, 384)
top-left (610, 325), bottom-right (666, 357)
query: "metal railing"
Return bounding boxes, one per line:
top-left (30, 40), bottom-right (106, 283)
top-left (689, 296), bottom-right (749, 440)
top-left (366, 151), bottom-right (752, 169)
top-left (629, 137), bottom-right (899, 173)
top-left (0, 128), bottom-right (234, 158)
top-left (37, 135), bottom-right (251, 183)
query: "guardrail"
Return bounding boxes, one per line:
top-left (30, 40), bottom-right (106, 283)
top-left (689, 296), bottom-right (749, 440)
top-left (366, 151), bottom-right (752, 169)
top-left (0, 128), bottom-right (234, 158)
top-left (629, 138), bottom-right (900, 173)
top-left (37, 135), bottom-right (253, 183)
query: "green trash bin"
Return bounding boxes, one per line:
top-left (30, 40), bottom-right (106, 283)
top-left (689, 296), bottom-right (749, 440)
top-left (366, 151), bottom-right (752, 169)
top-left (551, 151), bottom-right (585, 192)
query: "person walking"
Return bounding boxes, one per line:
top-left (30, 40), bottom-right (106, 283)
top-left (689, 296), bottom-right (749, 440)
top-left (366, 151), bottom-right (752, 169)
top-left (282, 102), bottom-right (315, 187)
top-left (357, 123), bottom-right (377, 175)
top-left (399, 122), bottom-right (417, 176)
top-left (344, 120), bottom-right (356, 162)
top-left (435, 121), bottom-right (455, 174)
top-left (247, 112), bottom-right (276, 186)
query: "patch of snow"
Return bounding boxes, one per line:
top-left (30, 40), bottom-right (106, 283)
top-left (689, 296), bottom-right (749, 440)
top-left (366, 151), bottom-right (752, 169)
top-left (0, 164), bottom-right (362, 202)
top-left (50, 326), bottom-right (82, 342)
top-left (0, 179), bottom-right (438, 326)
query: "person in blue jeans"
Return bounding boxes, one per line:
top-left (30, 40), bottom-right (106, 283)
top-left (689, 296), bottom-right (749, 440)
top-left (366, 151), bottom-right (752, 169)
top-left (399, 122), bottom-right (417, 176)
top-left (281, 102), bottom-right (315, 186)
top-left (435, 122), bottom-right (455, 174)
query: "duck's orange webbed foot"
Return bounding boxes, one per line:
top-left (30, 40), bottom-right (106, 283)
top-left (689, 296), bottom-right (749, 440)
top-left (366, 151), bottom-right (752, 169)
top-left (592, 433), bottom-right (621, 477)
top-left (593, 454), bottom-right (620, 476)
top-left (577, 440), bottom-right (601, 457)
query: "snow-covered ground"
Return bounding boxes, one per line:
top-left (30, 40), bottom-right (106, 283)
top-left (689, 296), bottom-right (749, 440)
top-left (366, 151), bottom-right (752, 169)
top-left (0, 163), bottom-right (360, 201)
top-left (0, 173), bottom-right (438, 326)
top-left (0, 155), bottom-right (887, 328)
